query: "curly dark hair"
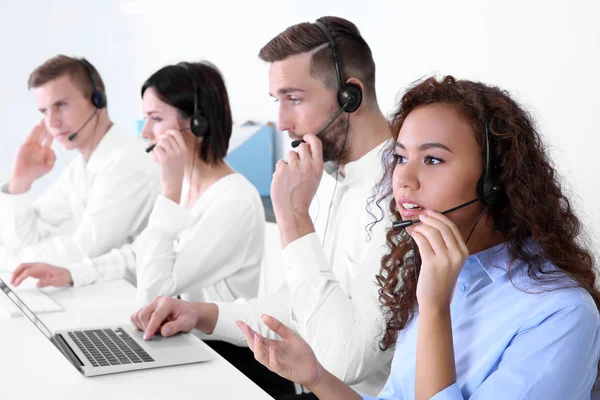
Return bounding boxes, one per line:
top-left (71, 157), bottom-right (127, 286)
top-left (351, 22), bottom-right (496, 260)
top-left (374, 75), bottom-right (600, 351)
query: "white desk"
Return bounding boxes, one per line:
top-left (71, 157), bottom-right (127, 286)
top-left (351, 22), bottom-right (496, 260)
top-left (0, 280), bottom-right (273, 400)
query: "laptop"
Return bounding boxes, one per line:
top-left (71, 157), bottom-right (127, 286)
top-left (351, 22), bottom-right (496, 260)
top-left (0, 277), bottom-right (212, 376)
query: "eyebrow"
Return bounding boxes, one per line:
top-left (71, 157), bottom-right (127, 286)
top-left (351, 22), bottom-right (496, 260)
top-left (269, 87), bottom-right (307, 97)
top-left (395, 141), bottom-right (455, 153)
top-left (38, 97), bottom-right (68, 112)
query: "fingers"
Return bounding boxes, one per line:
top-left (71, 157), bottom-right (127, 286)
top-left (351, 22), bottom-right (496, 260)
top-left (286, 150), bottom-right (299, 166)
top-left (413, 223), bottom-right (447, 256)
top-left (253, 332), bottom-right (270, 368)
top-left (411, 231), bottom-right (434, 260)
top-left (296, 142), bottom-right (311, 161)
top-left (236, 320), bottom-right (280, 350)
top-left (236, 320), bottom-right (256, 352)
top-left (160, 319), bottom-right (188, 338)
top-left (262, 314), bottom-right (296, 340)
top-left (44, 149), bottom-right (56, 167)
top-left (165, 129), bottom-right (186, 153)
top-left (130, 298), bottom-right (159, 332)
top-left (144, 300), bottom-right (172, 340)
top-left (11, 263), bottom-right (33, 285)
top-left (425, 211), bottom-right (468, 254)
top-left (11, 263), bottom-right (46, 286)
top-left (157, 136), bottom-right (175, 155)
top-left (274, 159), bottom-right (288, 172)
top-left (302, 134), bottom-right (323, 165)
top-left (153, 144), bottom-right (167, 163)
top-left (26, 121), bottom-right (46, 144)
top-left (41, 130), bottom-right (53, 148)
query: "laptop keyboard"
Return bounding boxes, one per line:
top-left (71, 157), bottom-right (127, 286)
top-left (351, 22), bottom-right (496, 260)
top-left (67, 328), bottom-right (154, 367)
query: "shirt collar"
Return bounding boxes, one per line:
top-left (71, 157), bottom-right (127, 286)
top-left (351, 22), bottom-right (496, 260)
top-left (324, 139), bottom-right (391, 185)
top-left (464, 238), bottom-right (537, 283)
top-left (86, 123), bottom-right (120, 173)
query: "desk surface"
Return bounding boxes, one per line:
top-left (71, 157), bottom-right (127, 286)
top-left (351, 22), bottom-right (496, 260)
top-left (0, 280), bottom-right (272, 400)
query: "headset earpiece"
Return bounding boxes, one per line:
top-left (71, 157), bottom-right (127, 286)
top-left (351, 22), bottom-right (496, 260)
top-left (339, 82), bottom-right (362, 113)
top-left (190, 111), bottom-right (209, 138)
top-left (477, 114), bottom-right (503, 205)
top-left (315, 20), bottom-right (363, 113)
top-left (77, 58), bottom-right (106, 109)
top-left (179, 62), bottom-right (209, 138)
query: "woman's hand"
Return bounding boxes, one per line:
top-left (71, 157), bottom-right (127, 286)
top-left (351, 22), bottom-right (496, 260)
top-left (412, 210), bottom-right (469, 310)
top-left (237, 314), bottom-right (324, 390)
top-left (153, 129), bottom-right (187, 203)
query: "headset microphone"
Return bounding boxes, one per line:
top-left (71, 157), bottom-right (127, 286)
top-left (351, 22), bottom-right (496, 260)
top-left (145, 127), bottom-right (192, 153)
top-left (67, 110), bottom-right (98, 141)
top-left (392, 197), bottom-right (482, 231)
top-left (291, 99), bottom-right (351, 148)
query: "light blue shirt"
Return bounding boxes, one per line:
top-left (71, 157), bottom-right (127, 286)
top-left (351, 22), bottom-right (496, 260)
top-left (363, 241), bottom-right (600, 399)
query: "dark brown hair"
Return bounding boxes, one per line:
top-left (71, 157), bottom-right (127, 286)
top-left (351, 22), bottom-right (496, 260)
top-left (141, 61), bottom-right (232, 165)
top-left (258, 16), bottom-right (377, 106)
top-left (28, 55), bottom-right (105, 100)
top-left (374, 75), bottom-right (599, 351)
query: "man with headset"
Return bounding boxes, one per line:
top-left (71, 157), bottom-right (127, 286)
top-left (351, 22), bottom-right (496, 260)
top-left (132, 17), bottom-right (392, 395)
top-left (0, 55), bottom-right (159, 277)
top-left (130, 17), bottom-right (393, 398)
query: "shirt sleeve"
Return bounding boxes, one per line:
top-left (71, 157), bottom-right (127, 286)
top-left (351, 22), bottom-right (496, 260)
top-left (209, 286), bottom-right (293, 347)
top-left (428, 297), bottom-right (600, 400)
top-left (66, 243), bottom-right (136, 287)
top-left (282, 230), bottom-right (394, 386)
top-left (0, 170), bottom-right (74, 249)
top-left (133, 194), bottom-right (261, 306)
top-left (468, 298), bottom-right (600, 399)
top-left (1, 162), bottom-right (157, 266)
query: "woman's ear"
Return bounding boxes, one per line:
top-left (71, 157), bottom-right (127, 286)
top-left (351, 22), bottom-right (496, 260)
top-left (178, 116), bottom-right (192, 132)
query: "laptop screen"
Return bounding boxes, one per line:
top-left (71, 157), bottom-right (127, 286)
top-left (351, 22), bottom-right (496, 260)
top-left (0, 277), bottom-right (54, 339)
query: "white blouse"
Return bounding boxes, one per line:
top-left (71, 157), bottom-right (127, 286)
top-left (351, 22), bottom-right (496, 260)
top-left (67, 173), bottom-right (265, 306)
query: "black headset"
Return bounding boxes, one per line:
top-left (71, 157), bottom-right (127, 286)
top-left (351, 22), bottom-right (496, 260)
top-left (477, 114), bottom-right (503, 205)
top-left (178, 62), bottom-right (209, 138)
top-left (314, 19), bottom-right (363, 113)
top-left (77, 58), bottom-right (106, 109)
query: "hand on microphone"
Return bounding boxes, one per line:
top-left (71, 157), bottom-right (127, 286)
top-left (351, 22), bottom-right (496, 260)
top-left (152, 129), bottom-right (187, 204)
top-left (271, 134), bottom-right (324, 247)
top-left (411, 210), bottom-right (468, 310)
top-left (8, 120), bottom-right (56, 194)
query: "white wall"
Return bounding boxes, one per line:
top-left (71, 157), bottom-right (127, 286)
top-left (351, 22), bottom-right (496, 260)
top-left (1, 0), bottom-right (598, 257)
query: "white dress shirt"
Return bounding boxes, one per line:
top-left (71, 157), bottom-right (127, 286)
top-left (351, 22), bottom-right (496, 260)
top-left (210, 140), bottom-right (394, 397)
top-left (67, 173), bottom-right (265, 307)
top-left (0, 124), bottom-right (160, 267)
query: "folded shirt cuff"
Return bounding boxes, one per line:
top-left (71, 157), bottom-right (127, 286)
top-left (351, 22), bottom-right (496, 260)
top-left (0, 182), bottom-right (33, 216)
top-left (210, 299), bottom-right (251, 347)
top-left (66, 258), bottom-right (96, 287)
top-left (147, 195), bottom-right (193, 237)
top-left (282, 232), bottom-right (329, 291)
top-left (430, 382), bottom-right (463, 400)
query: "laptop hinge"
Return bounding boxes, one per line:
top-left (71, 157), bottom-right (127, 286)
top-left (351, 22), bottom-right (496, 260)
top-left (53, 334), bottom-right (85, 373)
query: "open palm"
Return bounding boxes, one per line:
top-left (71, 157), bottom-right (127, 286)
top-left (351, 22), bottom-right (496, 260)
top-left (11, 121), bottom-right (56, 191)
top-left (237, 314), bottom-right (323, 389)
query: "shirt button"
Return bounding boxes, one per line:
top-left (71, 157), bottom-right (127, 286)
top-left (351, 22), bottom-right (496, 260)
top-left (459, 284), bottom-right (468, 292)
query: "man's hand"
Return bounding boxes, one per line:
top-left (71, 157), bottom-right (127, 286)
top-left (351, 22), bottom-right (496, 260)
top-left (271, 134), bottom-right (324, 246)
top-left (11, 263), bottom-right (73, 288)
top-left (9, 121), bottom-right (56, 194)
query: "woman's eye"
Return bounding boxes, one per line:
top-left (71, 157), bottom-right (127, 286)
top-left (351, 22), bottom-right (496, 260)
top-left (424, 156), bottom-right (443, 165)
top-left (393, 154), bottom-right (406, 164)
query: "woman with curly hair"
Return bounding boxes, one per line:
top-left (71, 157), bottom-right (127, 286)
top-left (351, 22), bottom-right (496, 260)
top-left (237, 75), bottom-right (600, 399)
